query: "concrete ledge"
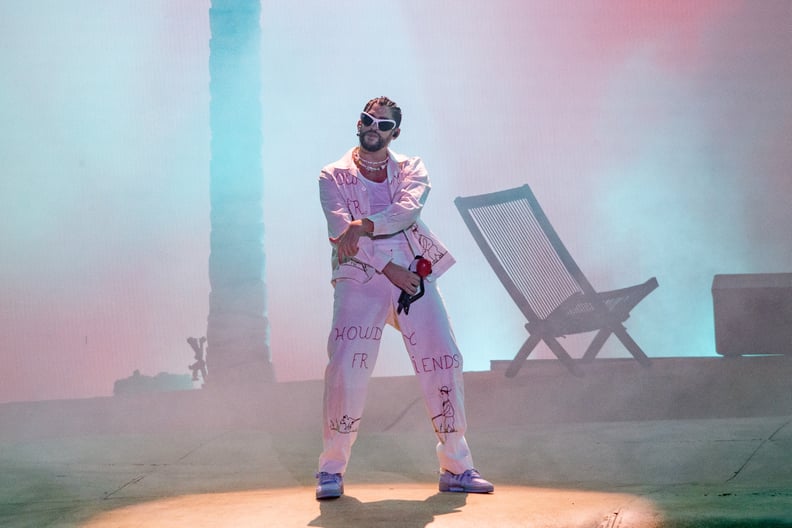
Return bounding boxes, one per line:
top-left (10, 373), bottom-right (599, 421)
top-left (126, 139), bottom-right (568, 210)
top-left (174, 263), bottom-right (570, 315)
top-left (483, 356), bottom-right (792, 423)
top-left (0, 356), bottom-right (792, 439)
top-left (2, 357), bottom-right (791, 443)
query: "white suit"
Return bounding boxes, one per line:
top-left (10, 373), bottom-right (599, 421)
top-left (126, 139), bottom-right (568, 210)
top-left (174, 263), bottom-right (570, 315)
top-left (317, 148), bottom-right (475, 476)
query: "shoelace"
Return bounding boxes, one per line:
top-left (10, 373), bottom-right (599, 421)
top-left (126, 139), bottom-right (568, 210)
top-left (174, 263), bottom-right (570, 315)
top-left (318, 472), bottom-right (340, 484)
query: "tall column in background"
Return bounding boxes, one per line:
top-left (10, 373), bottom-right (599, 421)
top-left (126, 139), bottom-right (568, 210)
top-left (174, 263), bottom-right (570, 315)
top-left (207, 0), bottom-right (275, 386)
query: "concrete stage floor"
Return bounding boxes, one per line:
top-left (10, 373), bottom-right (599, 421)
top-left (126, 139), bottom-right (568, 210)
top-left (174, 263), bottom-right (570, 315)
top-left (1, 356), bottom-right (791, 527)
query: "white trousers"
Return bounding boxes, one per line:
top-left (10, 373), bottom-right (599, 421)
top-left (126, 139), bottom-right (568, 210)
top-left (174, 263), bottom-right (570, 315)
top-left (318, 259), bottom-right (475, 476)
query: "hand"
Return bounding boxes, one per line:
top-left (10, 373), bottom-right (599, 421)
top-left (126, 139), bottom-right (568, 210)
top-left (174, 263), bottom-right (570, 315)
top-left (329, 219), bottom-right (373, 263)
top-left (383, 262), bottom-right (420, 295)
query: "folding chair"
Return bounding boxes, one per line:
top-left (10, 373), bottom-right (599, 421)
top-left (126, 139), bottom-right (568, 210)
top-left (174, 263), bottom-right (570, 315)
top-left (454, 184), bottom-right (658, 377)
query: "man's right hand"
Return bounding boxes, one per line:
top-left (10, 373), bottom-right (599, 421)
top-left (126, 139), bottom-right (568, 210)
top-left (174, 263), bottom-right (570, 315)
top-left (329, 218), bottom-right (374, 263)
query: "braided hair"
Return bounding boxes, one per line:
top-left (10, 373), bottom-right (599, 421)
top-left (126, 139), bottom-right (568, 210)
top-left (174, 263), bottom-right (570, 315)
top-left (364, 96), bottom-right (402, 128)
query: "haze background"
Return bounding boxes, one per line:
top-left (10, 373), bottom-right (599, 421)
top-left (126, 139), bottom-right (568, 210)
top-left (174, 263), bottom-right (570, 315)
top-left (1, 0), bottom-right (790, 404)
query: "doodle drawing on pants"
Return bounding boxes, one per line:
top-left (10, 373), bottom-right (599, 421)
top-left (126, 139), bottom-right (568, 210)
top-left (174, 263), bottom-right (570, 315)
top-left (330, 415), bottom-right (361, 434)
top-left (431, 386), bottom-right (457, 440)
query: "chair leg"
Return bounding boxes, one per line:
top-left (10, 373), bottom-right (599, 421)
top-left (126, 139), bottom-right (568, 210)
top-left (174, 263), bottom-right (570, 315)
top-left (614, 324), bottom-right (651, 367)
top-left (505, 333), bottom-right (542, 378)
top-left (581, 328), bottom-right (612, 362)
top-left (544, 336), bottom-right (585, 377)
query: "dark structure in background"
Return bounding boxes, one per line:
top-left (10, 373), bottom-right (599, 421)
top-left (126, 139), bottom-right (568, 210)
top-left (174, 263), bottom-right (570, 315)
top-left (712, 273), bottom-right (792, 356)
top-left (206, 0), bottom-right (275, 386)
top-left (113, 370), bottom-right (193, 395)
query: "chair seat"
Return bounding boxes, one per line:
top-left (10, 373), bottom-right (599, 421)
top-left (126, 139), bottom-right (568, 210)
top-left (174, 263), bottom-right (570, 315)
top-left (544, 278), bottom-right (659, 335)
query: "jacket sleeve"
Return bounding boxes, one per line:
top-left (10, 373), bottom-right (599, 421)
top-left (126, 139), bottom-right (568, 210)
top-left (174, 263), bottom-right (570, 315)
top-left (318, 169), bottom-right (393, 273)
top-left (367, 156), bottom-right (431, 237)
top-left (318, 169), bottom-right (352, 240)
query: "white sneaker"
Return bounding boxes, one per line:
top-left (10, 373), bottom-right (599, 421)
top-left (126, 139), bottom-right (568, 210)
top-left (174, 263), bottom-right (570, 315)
top-left (438, 469), bottom-right (494, 493)
top-left (315, 472), bottom-right (344, 499)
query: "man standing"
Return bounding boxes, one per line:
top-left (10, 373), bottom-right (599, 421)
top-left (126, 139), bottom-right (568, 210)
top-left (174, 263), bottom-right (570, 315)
top-left (315, 96), bottom-right (493, 499)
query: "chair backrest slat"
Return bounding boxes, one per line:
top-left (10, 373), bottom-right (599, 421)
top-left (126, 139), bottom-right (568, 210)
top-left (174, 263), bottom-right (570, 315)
top-left (456, 185), bottom-right (592, 320)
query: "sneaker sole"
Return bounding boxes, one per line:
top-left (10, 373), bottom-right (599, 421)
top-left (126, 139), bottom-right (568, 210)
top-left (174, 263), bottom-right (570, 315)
top-left (439, 483), bottom-right (494, 493)
top-left (316, 488), bottom-right (343, 500)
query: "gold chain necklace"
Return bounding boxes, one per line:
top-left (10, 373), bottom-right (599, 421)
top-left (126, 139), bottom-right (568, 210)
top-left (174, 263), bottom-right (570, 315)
top-left (354, 148), bottom-right (389, 171)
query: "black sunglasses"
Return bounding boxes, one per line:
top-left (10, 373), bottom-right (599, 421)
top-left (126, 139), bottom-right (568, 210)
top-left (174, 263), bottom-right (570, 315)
top-left (360, 112), bottom-right (397, 132)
